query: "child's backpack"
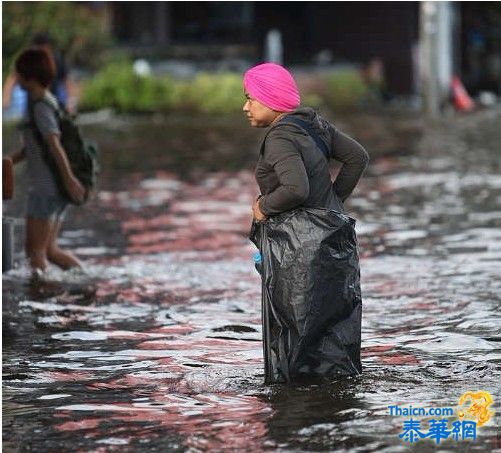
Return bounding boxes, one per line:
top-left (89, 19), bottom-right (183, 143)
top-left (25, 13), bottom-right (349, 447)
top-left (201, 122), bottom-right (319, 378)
top-left (29, 94), bottom-right (99, 205)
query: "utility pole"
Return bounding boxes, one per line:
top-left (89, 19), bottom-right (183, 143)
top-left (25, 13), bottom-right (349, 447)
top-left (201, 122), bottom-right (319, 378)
top-left (420, 2), bottom-right (440, 117)
top-left (420, 1), bottom-right (454, 117)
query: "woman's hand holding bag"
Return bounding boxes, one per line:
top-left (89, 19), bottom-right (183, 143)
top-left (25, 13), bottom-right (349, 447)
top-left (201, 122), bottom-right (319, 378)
top-left (252, 197), bottom-right (267, 222)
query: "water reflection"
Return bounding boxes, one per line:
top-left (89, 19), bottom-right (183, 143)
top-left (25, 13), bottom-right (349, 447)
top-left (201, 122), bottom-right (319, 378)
top-left (3, 109), bottom-right (501, 451)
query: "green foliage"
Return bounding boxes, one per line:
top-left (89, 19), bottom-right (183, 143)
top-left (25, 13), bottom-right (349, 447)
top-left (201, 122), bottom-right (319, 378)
top-left (80, 62), bottom-right (245, 114)
top-left (324, 69), bottom-right (369, 110)
top-left (301, 93), bottom-right (324, 109)
top-left (80, 61), bottom-right (370, 114)
top-left (182, 73), bottom-right (244, 113)
top-left (79, 61), bottom-right (176, 113)
top-left (2, 2), bottom-right (111, 80)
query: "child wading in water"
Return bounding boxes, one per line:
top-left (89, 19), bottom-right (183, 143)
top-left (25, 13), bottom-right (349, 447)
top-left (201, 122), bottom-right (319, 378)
top-left (8, 47), bottom-right (84, 277)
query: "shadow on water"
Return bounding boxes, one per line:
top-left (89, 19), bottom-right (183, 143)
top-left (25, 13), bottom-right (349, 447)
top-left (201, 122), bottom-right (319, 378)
top-left (3, 108), bottom-right (501, 451)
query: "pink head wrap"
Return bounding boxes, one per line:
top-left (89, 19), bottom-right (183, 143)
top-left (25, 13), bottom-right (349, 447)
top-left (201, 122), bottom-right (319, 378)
top-left (243, 62), bottom-right (300, 112)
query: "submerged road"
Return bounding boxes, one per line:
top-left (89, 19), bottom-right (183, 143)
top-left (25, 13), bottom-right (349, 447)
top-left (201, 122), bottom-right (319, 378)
top-left (3, 109), bottom-right (500, 451)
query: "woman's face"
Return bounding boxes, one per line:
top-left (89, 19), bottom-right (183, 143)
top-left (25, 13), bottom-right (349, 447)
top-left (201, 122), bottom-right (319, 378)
top-left (243, 93), bottom-right (280, 128)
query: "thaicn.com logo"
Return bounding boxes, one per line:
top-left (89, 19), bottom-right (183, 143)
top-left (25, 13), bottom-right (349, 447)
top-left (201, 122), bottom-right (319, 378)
top-left (388, 390), bottom-right (495, 445)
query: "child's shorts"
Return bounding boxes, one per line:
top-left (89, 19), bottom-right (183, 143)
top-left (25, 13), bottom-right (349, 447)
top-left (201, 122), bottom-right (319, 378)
top-left (26, 190), bottom-right (69, 221)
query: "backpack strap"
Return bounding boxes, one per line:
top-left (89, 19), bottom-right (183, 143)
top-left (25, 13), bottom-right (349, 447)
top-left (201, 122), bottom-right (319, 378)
top-left (29, 95), bottom-right (63, 123)
top-left (277, 116), bottom-right (330, 160)
top-left (27, 95), bottom-right (63, 142)
top-left (259, 116), bottom-right (331, 161)
top-left (27, 95), bottom-right (68, 198)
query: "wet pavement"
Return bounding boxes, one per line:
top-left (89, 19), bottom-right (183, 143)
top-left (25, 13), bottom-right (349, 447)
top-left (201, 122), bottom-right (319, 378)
top-left (2, 108), bottom-right (501, 452)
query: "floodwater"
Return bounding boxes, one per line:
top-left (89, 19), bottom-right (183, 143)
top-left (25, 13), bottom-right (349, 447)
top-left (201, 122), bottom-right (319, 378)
top-left (3, 109), bottom-right (501, 452)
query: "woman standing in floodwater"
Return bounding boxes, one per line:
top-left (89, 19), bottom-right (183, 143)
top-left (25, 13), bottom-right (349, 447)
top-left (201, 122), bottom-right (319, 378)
top-left (244, 63), bottom-right (369, 383)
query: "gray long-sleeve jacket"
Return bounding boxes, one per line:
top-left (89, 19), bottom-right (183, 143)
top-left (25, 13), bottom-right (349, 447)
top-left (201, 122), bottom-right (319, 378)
top-left (255, 107), bottom-right (369, 216)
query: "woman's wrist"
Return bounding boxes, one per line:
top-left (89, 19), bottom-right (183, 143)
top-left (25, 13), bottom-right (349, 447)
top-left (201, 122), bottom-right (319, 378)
top-left (253, 197), bottom-right (267, 221)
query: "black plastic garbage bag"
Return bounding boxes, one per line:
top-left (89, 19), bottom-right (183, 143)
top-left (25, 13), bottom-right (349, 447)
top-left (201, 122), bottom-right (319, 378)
top-left (250, 208), bottom-right (362, 384)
